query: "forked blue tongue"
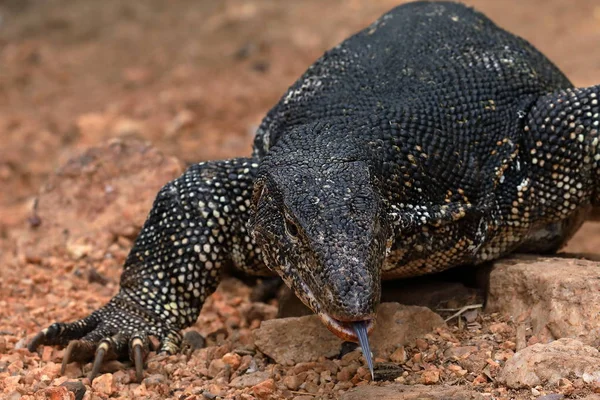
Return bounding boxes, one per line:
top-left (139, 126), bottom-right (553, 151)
top-left (353, 321), bottom-right (374, 380)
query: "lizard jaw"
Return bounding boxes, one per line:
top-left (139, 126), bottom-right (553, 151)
top-left (318, 313), bottom-right (375, 342)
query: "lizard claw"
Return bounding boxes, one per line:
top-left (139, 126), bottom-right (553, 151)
top-left (132, 341), bottom-right (144, 382)
top-left (89, 344), bottom-right (107, 382)
top-left (28, 330), bottom-right (48, 353)
top-left (61, 340), bottom-right (96, 374)
top-left (90, 335), bottom-right (125, 381)
top-left (129, 332), bottom-right (150, 382)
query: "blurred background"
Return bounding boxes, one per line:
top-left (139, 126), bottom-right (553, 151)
top-left (1, 0), bottom-right (600, 249)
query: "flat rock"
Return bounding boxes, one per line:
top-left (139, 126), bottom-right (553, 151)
top-left (487, 255), bottom-right (600, 345)
top-left (255, 302), bottom-right (445, 364)
top-left (229, 370), bottom-right (272, 389)
top-left (254, 315), bottom-right (344, 365)
top-left (341, 384), bottom-right (485, 400)
top-left (498, 338), bottom-right (600, 389)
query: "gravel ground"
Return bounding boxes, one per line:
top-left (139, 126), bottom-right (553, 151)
top-left (3, 1), bottom-right (600, 399)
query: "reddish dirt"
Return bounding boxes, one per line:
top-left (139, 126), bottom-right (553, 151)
top-left (2, 1), bottom-right (600, 399)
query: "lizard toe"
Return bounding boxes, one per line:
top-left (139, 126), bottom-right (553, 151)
top-left (28, 316), bottom-right (99, 351)
top-left (59, 329), bottom-right (127, 380)
top-left (88, 334), bottom-right (126, 382)
top-left (60, 329), bottom-right (157, 382)
top-left (60, 339), bottom-right (97, 374)
top-left (157, 330), bottom-right (183, 355)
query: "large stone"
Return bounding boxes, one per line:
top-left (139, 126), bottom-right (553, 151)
top-left (498, 338), bottom-right (600, 389)
top-left (341, 384), bottom-right (485, 400)
top-left (254, 315), bottom-right (344, 365)
top-left (254, 302), bottom-right (445, 364)
top-left (486, 255), bottom-right (600, 346)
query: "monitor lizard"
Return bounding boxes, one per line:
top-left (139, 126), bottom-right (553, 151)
top-left (28, 1), bottom-right (600, 381)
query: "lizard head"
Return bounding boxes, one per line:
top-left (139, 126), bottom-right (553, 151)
top-left (249, 157), bottom-right (390, 343)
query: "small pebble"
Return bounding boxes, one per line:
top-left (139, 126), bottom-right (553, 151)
top-left (536, 395), bottom-right (564, 400)
top-left (252, 378), bottom-right (276, 399)
top-left (421, 369), bottom-right (440, 384)
top-left (60, 380), bottom-right (86, 400)
top-left (389, 346), bottom-right (407, 363)
top-left (222, 352), bottom-right (242, 370)
top-left (91, 373), bottom-right (115, 396)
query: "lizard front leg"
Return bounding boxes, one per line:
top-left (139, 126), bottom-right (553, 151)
top-left (28, 157), bottom-right (265, 381)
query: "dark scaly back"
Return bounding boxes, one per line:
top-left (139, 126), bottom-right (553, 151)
top-left (254, 1), bottom-right (571, 164)
top-left (254, 1), bottom-right (574, 237)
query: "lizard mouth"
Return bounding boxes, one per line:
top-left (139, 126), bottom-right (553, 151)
top-left (318, 313), bottom-right (375, 342)
top-left (282, 270), bottom-right (376, 341)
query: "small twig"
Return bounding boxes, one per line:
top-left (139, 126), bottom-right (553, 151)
top-left (442, 304), bottom-right (483, 322)
top-left (289, 391), bottom-right (313, 396)
top-left (437, 305), bottom-right (479, 312)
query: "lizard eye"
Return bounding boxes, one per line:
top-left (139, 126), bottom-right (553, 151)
top-left (284, 214), bottom-right (299, 239)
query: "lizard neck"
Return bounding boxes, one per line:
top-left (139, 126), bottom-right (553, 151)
top-left (523, 85), bottom-right (600, 219)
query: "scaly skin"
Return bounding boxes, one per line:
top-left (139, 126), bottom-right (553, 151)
top-left (29, 1), bottom-right (600, 380)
